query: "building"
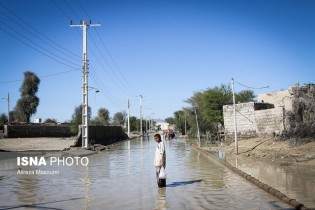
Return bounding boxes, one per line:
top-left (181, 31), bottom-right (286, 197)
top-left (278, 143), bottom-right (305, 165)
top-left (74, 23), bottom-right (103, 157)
top-left (223, 102), bottom-right (284, 142)
top-left (155, 122), bottom-right (175, 131)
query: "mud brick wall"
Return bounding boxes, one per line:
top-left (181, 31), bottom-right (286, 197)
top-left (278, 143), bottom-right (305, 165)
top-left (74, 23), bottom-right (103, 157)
top-left (254, 107), bottom-right (284, 137)
top-left (5, 125), bottom-right (75, 138)
top-left (223, 102), bottom-right (285, 141)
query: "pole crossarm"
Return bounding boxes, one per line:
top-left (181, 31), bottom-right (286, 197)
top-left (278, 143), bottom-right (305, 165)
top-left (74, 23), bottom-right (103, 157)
top-left (70, 20), bottom-right (101, 28)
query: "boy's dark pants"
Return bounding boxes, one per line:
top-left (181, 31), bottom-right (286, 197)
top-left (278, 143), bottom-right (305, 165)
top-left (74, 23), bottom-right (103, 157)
top-left (156, 166), bottom-right (166, 188)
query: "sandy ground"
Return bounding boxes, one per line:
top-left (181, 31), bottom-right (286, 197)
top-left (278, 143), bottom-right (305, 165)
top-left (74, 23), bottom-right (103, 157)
top-left (0, 137), bottom-right (77, 151)
top-left (205, 137), bottom-right (315, 166)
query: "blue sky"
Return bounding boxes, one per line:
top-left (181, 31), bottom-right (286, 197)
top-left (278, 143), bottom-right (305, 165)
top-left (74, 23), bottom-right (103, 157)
top-left (0, 0), bottom-right (314, 123)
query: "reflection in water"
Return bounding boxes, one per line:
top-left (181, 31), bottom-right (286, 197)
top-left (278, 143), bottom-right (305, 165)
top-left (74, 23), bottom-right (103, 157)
top-left (154, 187), bottom-right (167, 210)
top-left (83, 166), bottom-right (91, 210)
top-left (230, 157), bottom-right (315, 208)
top-left (16, 167), bottom-right (38, 206)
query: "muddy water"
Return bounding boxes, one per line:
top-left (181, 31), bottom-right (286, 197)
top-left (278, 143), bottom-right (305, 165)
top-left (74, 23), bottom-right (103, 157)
top-left (0, 137), bottom-right (293, 210)
top-left (227, 156), bottom-right (315, 208)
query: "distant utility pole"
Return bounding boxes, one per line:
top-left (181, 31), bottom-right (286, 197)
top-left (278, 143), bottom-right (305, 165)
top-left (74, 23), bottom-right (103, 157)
top-left (7, 93), bottom-right (9, 124)
top-left (194, 107), bottom-right (201, 147)
top-left (1, 93), bottom-right (9, 124)
top-left (127, 99), bottom-right (130, 138)
top-left (139, 95), bottom-right (143, 135)
top-left (70, 20), bottom-right (100, 148)
top-left (231, 78), bottom-right (238, 155)
top-left (185, 118), bottom-right (187, 138)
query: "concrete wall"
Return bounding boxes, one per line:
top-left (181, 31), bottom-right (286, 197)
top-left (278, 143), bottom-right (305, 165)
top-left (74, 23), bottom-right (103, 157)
top-left (223, 102), bottom-right (257, 141)
top-left (254, 107), bottom-right (284, 137)
top-left (74, 125), bottom-right (128, 147)
top-left (4, 124), bottom-right (129, 146)
top-left (5, 125), bottom-right (75, 138)
top-left (223, 102), bottom-right (285, 141)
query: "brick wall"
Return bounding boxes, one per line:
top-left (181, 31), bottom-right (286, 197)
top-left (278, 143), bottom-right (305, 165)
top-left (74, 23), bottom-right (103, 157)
top-left (223, 102), bottom-right (257, 141)
top-left (223, 102), bottom-right (285, 141)
top-left (254, 107), bottom-right (284, 137)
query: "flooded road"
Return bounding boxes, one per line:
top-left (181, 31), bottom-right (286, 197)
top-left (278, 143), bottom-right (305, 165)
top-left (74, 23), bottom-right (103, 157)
top-left (0, 136), bottom-right (293, 209)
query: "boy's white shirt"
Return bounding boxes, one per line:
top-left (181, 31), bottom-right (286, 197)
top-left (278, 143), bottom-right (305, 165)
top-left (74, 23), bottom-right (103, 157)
top-left (154, 140), bottom-right (165, 166)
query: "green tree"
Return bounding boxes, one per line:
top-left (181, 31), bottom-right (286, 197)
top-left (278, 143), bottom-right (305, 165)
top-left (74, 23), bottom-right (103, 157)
top-left (70, 104), bottom-right (92, 133)
top-left (199, 84), bottom-right (232, 127)
top-left (91, 107), bottom-right (110, 125)
top-left (236, 90), bottom-right (255, 103)
top-left (129, 116), bottom-right (139, 131)
top-left (112, 111), bottom-right (125, 126)
top-left (0, 113), bottom-right (8, 125)
top-left (165, 117), bottom-right (175, 125)
top-left (14, 71), bottom-right (40, 122)
top-left (44, 118), bottom-right (58, 124)
top-left (182, 84), bottom-right (255, 136)
top-left (174, 110), bottom-right (190, 135)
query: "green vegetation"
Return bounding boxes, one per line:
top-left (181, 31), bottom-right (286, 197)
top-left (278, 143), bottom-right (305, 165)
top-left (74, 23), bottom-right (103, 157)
top-left (12, 71), bottom-right (40, 123)
top-left (174, 84), bottom-right (255, 138)
top-left (70, 104), bottom-right (92, 133)
top-left (0, 113), bottom-right (8, 125)
top-left (112, 111), bottom-right (126, 126)
top-left (91, 107), bottom-right (110, 126)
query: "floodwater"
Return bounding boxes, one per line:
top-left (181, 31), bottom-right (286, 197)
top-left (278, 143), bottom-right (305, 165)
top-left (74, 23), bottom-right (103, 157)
top-left (228, 155), bottom-right (315, 208)
top-left (0, 136), bottom-right (294, 210)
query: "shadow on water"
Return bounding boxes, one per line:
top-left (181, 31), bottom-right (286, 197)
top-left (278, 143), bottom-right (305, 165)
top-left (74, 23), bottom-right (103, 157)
top-left (0, 197), bottom-right (83, 210)
top-left (166, 179), bottom-right (203, 188)
top-left (268, 201), bottom-right (296, 210)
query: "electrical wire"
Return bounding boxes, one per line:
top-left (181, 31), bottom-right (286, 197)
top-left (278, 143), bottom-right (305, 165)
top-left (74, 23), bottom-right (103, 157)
top-left (53, 0), bottom-right (132, 109)
top-left (89, 34), bottom-right (137, 96)
top-left (0, 2), bottom-right (81, 61)
top-left (74, 0), bottom-right (139, 96)
top-left (0, 69), bottom-right (81, 84)
top-left (0, 25), bottom-right (80, 69)
top-left (234, 80), bottom-right (269, 89)
top-left (93, 28), bottom-right (139, 95)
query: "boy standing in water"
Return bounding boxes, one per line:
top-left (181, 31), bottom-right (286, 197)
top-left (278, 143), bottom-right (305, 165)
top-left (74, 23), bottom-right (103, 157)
top-left (154, 133), bottom-right (166, 187)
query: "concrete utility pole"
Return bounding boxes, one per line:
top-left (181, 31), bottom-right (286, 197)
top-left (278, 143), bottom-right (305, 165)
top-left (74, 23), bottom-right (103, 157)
top-left (7, 93), bottom-right (9, 124)
top-left (194, 107), bottom-right (201, 147)
top-left (70, 20), bottom-right (100, 148)
top-left (127, 99), bottom-right (130, 138)
top-left (1, 93), bottom-right (9, 124)
top-left (185, 118), bottom-right (187, 137)
top-left (231, 78), bottom-right (238, 155)
top-left (139, 95), bottom-right (143, 135)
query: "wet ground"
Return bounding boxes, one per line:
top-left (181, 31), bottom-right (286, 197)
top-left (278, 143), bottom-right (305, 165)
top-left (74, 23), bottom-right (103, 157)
top-left (0, 136), bottom-right (295, 209)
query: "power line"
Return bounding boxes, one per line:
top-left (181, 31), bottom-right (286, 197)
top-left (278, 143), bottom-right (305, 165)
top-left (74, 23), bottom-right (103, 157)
top-left (93, 28), bottom-right (139, 95)
top-left (0, 2), bottom-right (81, 61)
top-left (73, 0), bottom-right (139, 95)
top-left (63, 0), bottom-right (81, 20)
top-left (0, 26), bottom-right (80, 69)
top-left (89, 34), bottom-right (137, 96)
top-left (0, 69), bottom-right (81, 84)
top-left (234, 80), bottom-right (270, 89)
